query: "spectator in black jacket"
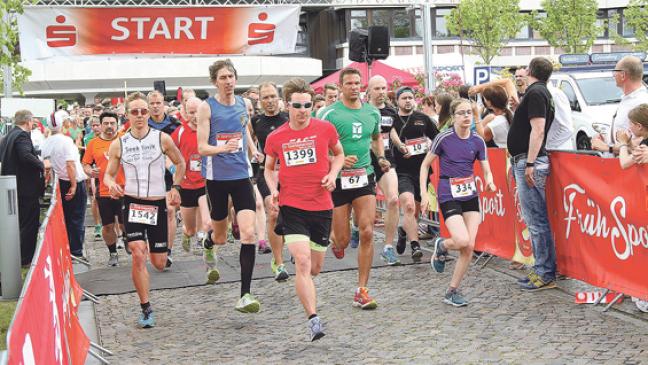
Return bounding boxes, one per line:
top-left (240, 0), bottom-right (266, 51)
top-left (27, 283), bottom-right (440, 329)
top-left (0, 109), bottom-right (45, 266)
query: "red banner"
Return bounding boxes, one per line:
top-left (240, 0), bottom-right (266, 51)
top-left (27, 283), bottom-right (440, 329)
top-left (547, 152), bottom-right (648, 300)
top-left (7, 187), bottom-right (89, 365)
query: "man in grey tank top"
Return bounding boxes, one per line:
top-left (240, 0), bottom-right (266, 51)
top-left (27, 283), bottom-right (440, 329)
top-left (104, 92), bottom-right (186, 329)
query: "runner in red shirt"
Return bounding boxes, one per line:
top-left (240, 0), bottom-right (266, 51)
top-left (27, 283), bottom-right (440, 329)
top-left (171, 96), bottom-right (210, 254)
top-left (264, 78), bottom-right (344, 341)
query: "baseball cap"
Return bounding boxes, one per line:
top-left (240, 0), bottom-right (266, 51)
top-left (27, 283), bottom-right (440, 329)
top-left (49, 110), bottom-right (70, 132)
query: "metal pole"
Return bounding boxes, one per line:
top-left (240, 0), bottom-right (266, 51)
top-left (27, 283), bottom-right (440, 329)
top-left (2, 12), bottom-right (13, 98)
top-left (0, 176), bottom-right (22, 299)
top-left (421, 3), bottom-right (435, 92)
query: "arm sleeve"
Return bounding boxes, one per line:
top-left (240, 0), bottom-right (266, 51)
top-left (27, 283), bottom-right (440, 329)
top-left (372, 111), bottom-right (380, 136)
top-left (81, 139), bottom-right (95, 165)
top-left (64, 139), bottom-right (78, 161)
top-left (476, 136), bottom-right (488, 161)
top-left (328, 124), bottom-right (339, 149)
top-left (264, 135), bottom-right (276, 158)
top-left (15, 133), bottom-right (44, 170)
top-left (431, 134), bottom-right (443, 157)
top-left (526, 91), bottom-right (548, 120)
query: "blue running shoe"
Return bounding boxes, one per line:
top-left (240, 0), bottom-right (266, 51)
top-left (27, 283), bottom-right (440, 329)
top-left (308, 316), bottom-right (325, 342)
top-left (350, 226), bottom-right (360, 248)
top-left (443, 288), bottom-right (468, 307)
top-left (431, 237), bottom-right (447, 273)
top-left (138, 310), bottom-right (155, 328)
top-left (380, 246), bottom-right (401, 266)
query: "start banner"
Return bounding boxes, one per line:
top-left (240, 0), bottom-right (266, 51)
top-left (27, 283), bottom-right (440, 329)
top-left (18, 6), bottom-right (300, 61)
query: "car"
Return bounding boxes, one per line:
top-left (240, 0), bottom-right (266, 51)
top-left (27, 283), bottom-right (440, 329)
top-left (549, 71), bottom-right (622, 150)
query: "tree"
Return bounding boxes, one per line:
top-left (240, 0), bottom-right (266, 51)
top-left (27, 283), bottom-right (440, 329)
top-left (618, 0), bottom-right (648, 52)
top-left (532, 0), bottom-right (600, 54)
top-left (0, 0), bottom-right (32, 95)
top-left (446, 0), bottom-right (526, 65)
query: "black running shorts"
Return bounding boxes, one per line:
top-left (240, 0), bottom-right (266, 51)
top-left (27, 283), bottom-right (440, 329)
top-left (205, 178), bottom-right (256, 221)
top-left (123, 196), bottom-right (168, 253)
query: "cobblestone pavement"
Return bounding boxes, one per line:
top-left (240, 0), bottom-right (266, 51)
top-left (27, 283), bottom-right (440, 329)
top-left (92, 246), bottom-right (648, 364)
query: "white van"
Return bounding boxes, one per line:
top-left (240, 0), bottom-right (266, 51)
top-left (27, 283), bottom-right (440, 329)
top-left (549, 72), bottom-right (621, 150)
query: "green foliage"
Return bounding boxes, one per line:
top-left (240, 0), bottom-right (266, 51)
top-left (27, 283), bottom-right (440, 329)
top-left (619, 0), bottom-right (648, 52)
top-left (0, 300), bottom-right (18, 351)
top-left (446, 0), bottom-right (526, 65)
top-left (0, 0), bottom-right (32, 95)
top-left (532, 0), bottom-right (600, 54)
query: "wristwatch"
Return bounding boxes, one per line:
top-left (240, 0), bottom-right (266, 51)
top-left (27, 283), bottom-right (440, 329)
top-left (609, 146), bottom-right (614, 154)
top-left (525, 162), bottom-right (535, 168)
top-left (171, 184), bottom-right (181, 191)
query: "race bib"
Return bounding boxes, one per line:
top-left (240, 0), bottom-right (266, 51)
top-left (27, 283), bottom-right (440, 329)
top-left (128, 203), bottom-right (159, 225)
top-left (189, 154), bottom-right (202, 172)
top-left (406, 137), bottom-right (428, 156)
top-left (381, 116), bottom-right (393, 127)
top-left (282, 140), bottom-right (317, 167)
top-left (216, 132), bottom-right (243, 153)
top-left (450, 176), bottom-right (477, 199)
top-left (341, 168), bottom-right (368, 190)
top-left (382, 132), bottom-right (390, 149)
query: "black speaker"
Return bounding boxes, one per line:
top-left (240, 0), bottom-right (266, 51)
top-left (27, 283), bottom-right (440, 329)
top-left (368, 26), bottom-right (390, 60)
top-left (349, 28), bottom-right (368, 62)
top-left (153, 80), bottom-right (166, 96)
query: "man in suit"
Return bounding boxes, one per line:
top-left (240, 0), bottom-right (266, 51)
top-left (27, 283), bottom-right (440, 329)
top-left (0, 109), bottom-right (45, 266)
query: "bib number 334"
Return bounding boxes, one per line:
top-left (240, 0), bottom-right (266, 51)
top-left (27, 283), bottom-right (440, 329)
top-left (450, 176), bottom-right (477, 199)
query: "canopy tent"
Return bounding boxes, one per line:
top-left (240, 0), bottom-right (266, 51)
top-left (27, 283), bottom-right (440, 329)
top-left (311, 61), bottom-right (419, 93)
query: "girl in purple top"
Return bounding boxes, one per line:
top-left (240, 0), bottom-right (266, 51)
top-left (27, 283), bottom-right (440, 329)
top-left (419, 98), bottom-right (496, 307)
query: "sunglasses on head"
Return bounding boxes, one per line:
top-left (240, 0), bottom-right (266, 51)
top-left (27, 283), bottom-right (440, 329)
top-left (291, 102), bottom-right (312, 109)
top-left (130, 108), bottom-right (149, 116)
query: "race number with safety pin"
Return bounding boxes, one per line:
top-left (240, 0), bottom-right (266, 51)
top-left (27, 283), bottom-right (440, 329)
top-left (405, 137), bottom-right (428, 156)
top-left (189, 154), bottom-right (202, 172)
top-left (341, 168), bottom-right (368, 190)
top-left (216, 132), bottom-right (243, 153)
top-left (128, 204), bottom-right (159, 225)
top-left (450, 176), bottom-right (477, 199)
top-left (282, 140), bottom-right (317, 167)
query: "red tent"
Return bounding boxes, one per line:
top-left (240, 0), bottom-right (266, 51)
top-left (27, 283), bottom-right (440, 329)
top-left (311, 61), bottom-right (419, 93)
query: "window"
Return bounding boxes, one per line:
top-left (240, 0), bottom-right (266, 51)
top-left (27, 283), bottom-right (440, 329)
top-left (559, 81), bottom-right (577, 109)
top-left (434, 8), bottom-right (452, 38)
top-left (621, 9), bottom-right (635, 37)
top-left (345, 8), bottom-right (422, 40)
top-left (393, 9), bottom-right (410, 38)
top-left (596, 10), bottom-right (607, 38)
top-left (531, 12), bottom-right (546, 39)
top-left (350, 10), bottom-right (368, 31)
top-left (516, 25), bottom-right (531, 39)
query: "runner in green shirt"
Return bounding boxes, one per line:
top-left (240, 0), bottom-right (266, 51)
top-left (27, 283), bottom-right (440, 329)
top-left (319, 67), bottom-right (390, 310)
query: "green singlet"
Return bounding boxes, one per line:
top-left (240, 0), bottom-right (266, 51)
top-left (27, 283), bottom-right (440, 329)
top-left (319, 100), bottom-right (380, 176)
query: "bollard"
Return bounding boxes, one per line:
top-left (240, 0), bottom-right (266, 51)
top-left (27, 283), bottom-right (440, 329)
top-left (0, 175), bottom-right (22, 299)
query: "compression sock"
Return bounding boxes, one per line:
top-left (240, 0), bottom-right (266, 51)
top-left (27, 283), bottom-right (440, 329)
top-left (240, 244), bottom-right (256, 297)
top-left (107, 243), bottom-right (117, 254)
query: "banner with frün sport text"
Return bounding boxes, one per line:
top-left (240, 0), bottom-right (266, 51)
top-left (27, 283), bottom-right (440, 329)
top-left (17, 6), bottom-right (300, 61)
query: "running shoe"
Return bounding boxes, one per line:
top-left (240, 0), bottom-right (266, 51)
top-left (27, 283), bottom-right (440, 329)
top-left (350, 226), bottom-right (360, 248)
top-left (232, 224), bottom-right (240, 240)
top-left (181, 233), bottom-right (192, 252)
top-left (165, 255), bottom-right (173, 269)
top-left (411, 241), bottom-right (423, 261)
top-left (206, 268), bottom-right (220, 285)
top-left (275, 264), bottom-right (289, 282)
top-left (94, 225), bottom-right (102, 240)
top-left (380, 246), bottom-right (401, 266)
top-left (331, 242), bottom-right (345, 260)
top-left (308, 316), bottom-right (325, 342)
top-left (227, 228), bottom-right (234, 243)
top-left (203, 247), bottom-right (217, 269)
top-left (258, 240), bottom-right (272, 254)
top-left (138, 309), bottom-right (155, 328)
top-left (444, 288), bottom-right (468, 307)
top-left (116, 238), bottom-right (125, 250)
top-left (235, 293), bottom-right (261, 313)
top-left (192, 240), bottom-right (203, 255)
top-left (431, 237), bottom-right (447, 273)
top-left (396, 226), bottom-right (407, 255)
top-left (107, 252), bottom-right (119, 267)
top-left (353, 287), bottom-right (377, 310)
top-left (519, 276), bottom-right (557, 291)
top-left (517, 271), bottom-right (540, 284)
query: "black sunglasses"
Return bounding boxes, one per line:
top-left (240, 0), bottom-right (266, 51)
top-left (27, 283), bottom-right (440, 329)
top-left (291, 102), bottom-right (313, 109)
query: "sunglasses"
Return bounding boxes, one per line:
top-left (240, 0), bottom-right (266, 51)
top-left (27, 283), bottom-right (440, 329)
top-left (130, 108), bottom-right (149, 116)
top-left (291, 102), bottom-right (312, 109)
top-left (454, 110), bottom-right (473, 116)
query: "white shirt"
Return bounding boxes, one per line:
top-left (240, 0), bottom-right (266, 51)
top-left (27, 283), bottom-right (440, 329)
top-left (609, 86), bottom-right (648, 144)
top-left (41, 133), bottom-right (87, 181)
top-left (546, 86), bottom-right (574, 150)
top-left (120, 129), bottom-right (166, 198)
top-left (486, 114), bottom-right (509, 148)
top-left (30, 129), bottom-right (45, 151)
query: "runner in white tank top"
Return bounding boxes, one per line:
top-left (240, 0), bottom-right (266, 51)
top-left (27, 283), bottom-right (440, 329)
top-left (104, 92), bottom-right (186, 329)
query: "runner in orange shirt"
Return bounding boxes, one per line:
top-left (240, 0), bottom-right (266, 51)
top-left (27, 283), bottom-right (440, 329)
top-left (82, 111), bottom-right (126, 267)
